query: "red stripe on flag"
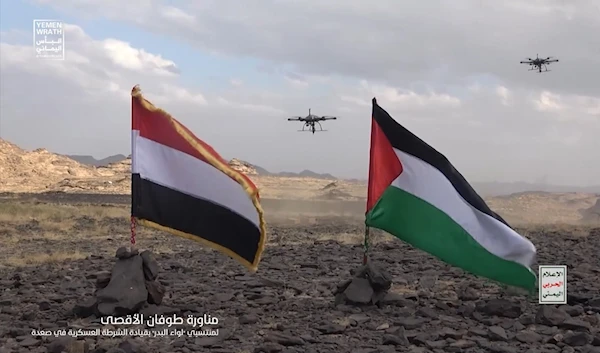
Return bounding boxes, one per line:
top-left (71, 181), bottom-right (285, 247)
top-left (366, 117), bottom-right (403, 213)
top-left (131, 88), bottom-right (259, 192)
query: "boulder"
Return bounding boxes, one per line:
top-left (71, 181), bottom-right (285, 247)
top-left (73, 248), bottom-right (165, 318)
top-left (96, 255), bottom-right (148, 316)
top-left (335, 260), bottom-right (393, 306)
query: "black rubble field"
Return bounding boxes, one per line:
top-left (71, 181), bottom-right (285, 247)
top-left (0, 193), bottom-right (599, 353)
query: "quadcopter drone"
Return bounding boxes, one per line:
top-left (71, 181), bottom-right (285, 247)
top-left (287, 109), bottom-right (338, 134)
top-left (520, 54), bottom-right (559, 73)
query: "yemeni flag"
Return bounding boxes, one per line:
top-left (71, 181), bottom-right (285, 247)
top-left (131, 85), bottom-right (267, 272)
top-left (366, 98), bottom-right (537, 291)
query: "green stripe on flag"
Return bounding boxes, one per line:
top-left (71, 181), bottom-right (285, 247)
top-left (366, 186), bottom-right (536, 291)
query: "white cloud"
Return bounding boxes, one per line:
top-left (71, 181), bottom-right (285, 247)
top-left (338, 81), bottom-right (461, 111)
top-left (31, 0), bottom-right (599, 96)
top-left (496, 86), bottom-right (511, 106)
top-left (160, 5), bottom-right (196, 25)
top-left (0, 24), bottom-right (284, 163)
top-left (101, 38), bottom-right (179, 76)
top-left (1, 2), bottom-right (600, 186)
top-left (534, 91), bottom-right (563, 112)
top-left (154, 84), bottom-right (207, 105)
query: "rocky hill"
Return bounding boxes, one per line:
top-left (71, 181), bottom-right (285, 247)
top-left (0, 139), bottom-right (101, 193)
top-left (71, 153), bottom-right (337, 180)
top-left (228, 158), bottom-right (258, 175)
top-left (1, 138), bottom-right (598, 224)
top-left (581, 198), bottom-right (600, 224)
top-left (227, 159), bottom-right (336, 179)
top-left (0, 139), bottom-right (344, 195)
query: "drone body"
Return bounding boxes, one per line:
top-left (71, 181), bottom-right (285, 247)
top-left (520, 54), bottom-right (559, 73)
top-left (287, 109), bottom-right (338, 134)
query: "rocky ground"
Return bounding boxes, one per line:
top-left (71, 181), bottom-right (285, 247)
top-left (0, 195), bottom-right (599, 353)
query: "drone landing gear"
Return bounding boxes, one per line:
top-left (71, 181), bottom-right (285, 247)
top-left (299, 121), bottom-right (326, 134)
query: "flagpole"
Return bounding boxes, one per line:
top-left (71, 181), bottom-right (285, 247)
top-left (363, 226), bottom-right (370, 265)
top-left (364, 98), bottom-right (376, 266)
top-left (363, 98), bottom-right (375, 265)
top-left (131, 85), bottom-right (140, 248)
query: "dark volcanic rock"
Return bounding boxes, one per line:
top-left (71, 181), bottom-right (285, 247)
top-left (535, 306), bottom-right (570, 326)
top-left (145, 280), bottom-right (165, 305)
top-left (478, 299), bottom-right (522, 318)
top-left (140, 250), bottom-right (159, 281)
top-left (95, 271), bottom-right (112, 289)
top-left (1, 203), bottom-right (600, 353)
top-left (115, 246), bottom-right (138, 259)
top-left (363, 262), bottom-right (393, 291)
top-left (382, 333), bottom-right (409, 346)
top-left (265, 333), bottom-right (305, 346)
top-left (563, 331), bottom-right (593, 346)
top-left (343, 278), bottom-right (374, 304)
top-left (337, 261), bottom-right (393, 306)
top-left (515, 330), bottom-right (543, 343)
top-left (488, 326), bottom-right (508, 341)
top-left (47, 337), bottom-right (74, 353)
top-left (560, 318), bottom-right (591, 331)
top-left (73, 297), bottom-right (97, 318)
top-left (96, 255), bottom-right (148, 316)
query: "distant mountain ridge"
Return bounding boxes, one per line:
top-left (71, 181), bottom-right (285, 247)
top-left (277, 170), bottom-right (336, 179)
top-left (471, 181), bottom-right (600, 197)
top-left (67, 153), bottom-right (600, 191)
top-left (229, 159), bottom-right (336, 179)
top-left (67, 154), bottom-right (127, 167)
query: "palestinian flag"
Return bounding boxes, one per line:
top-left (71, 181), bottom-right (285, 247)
top-left (366, 98), bottom-right (537, 291)
top-left (131, 85), bottom-right (266, 272)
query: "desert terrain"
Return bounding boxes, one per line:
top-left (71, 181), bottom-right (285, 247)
top-left (1, 139), bottom-right (600, 353)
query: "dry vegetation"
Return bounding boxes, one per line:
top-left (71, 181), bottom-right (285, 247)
top-left (1, 197), bottom-right (598, 270)
top-left (0, 201), bottom-right (126, 266)
top-left (0, 198), bottom-right (387, 268)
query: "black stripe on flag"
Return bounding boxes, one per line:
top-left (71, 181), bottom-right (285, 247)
top-left (131, 174), bottom-right (262, 263)
top-left (371, 98), bottom-right (510, 227)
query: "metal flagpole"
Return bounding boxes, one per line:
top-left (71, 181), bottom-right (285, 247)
top-left (363, 226), bottom-right (370, 265)
top-left (364, 98), bottom-right (378, 266)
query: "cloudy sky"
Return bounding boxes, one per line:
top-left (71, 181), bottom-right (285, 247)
top-left (1, 0), bottom-right (599, 185)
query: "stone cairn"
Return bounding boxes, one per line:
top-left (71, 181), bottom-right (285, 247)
top-left (74, 247), bottom-right (165, 318)
top-left (334, 261), bottom-right (394, 306)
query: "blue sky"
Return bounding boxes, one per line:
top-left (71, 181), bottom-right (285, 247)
top-left (0, 1), bottom-right (288, 95)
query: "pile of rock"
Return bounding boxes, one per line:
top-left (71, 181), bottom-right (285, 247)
top-left (334, 261), bottom-right (394, 306)
top-left (74, 247), bottom-right (165, 318)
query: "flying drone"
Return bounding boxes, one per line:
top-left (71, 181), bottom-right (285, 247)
top-left (287, 109), bottom-right (338, 134)
top-left (520, 54), bottom-right (559, 73)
